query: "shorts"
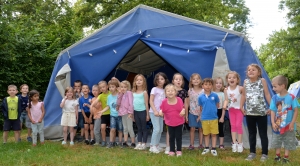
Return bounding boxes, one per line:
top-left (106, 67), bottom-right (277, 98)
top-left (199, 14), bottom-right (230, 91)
top-left (74, 112), bottom-right (84, 129)
top-left (61, 112), bottom-right (77, 127)
top-left (20, 111), bottom-right (31, 128)
top-left (202, 119), bottom-right (218, 135)
top-left (272, 131), bottom-right (297, 150)
top-left (188, 113), bottom-right (202, 128)
top-left (110, 116), bottom-right (123, 131)
top-left (101, 114), bottom-right (110, 126)
top-left (83, 112), bottom-right (94, 124)
top-left (3, 119), bottom-right (21, 131)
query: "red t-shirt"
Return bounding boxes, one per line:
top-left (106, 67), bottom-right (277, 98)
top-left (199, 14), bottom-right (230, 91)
top-left (160, 97), bottom-right (184, 127)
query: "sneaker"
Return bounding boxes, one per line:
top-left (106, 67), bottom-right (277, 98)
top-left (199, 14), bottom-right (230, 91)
top-left (77, 136), bottom-right (84, 142)
top-left (165, 147), bottom-right (170, 154)
top-left (106, 142), bottom-right (114, 148)
top-left (149, 146), bottom-right (153, 152)
top-left (151, 146), bottom-right (160, 154)
top-left (101, 141), bottom-right (107, 147)
top-left (156, 146), bottom-right (164, 152)
top-left (232, 143), bottom-right (237, 152)
top-left (282, 158), bottom-right (289, 163)
top-left (139, 144), bottom-right (146, 150)
top-left (219, 145), bottom-right (225, 150)
top-left (62, 141), bottom-right (67, 145)
top-left (131, 143), bottom-right (136, 148)
top-left (198, 144), bottom-right (204, 149)
top-left (188, 145), bottom-right (194, 150)
top-left (113, 142), bottom-right (118, 146)
top-left (27, 136), bottom-right (32, 142)
top-left (274, 156), bottom-right (281, 162)
top-left (134, 143), bottom-right (141, 150)
top-left (176, 151), bottom-right (182, 157)
top-left (94, 143), bottom-right (99, 146)
top-left (201, 148), bottom-right (210, 155)
top-left (211, 149), bottom-right (218, 156)
top-left (122, 142), bottom-right (129, 148)
top-left (168, 151), bottom-right (175, 156)
top-left (237, 143), bottom-right (243, 153)
top-left (84, 140), bottom-right (90, 145)
top-left (90, 140), bottom-right (95, 145)
top-left (260, 154), bottom-right (268, 162)
top-left (18, 138), bottom-right (21, 142)
top-left (245, 153), bottom-right (256, 161)
top-left (70, 141), bottom-right (74, 146)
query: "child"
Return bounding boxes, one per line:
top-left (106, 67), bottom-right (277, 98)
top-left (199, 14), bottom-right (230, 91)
top-left (28, 90), bottom-right (45, 146)
top-left (132, 74), bottom-right (149, 150)
top-left (60, 87), bottom-right (78, 145)
top-left (18, 84), bottom-right (32, 142)
top-left (91, 81), bottom-right (111, 146)
top-left (149, 72), bottom-right (169, 153)
top-left (198, 78), bottom-right (220, 156)
top-left (73, 80), bottom-right (84, 142)
top-left (224, 72), bottom-right (245, 153)
top-left (213, 77), bottom-right (226, 149)
top-left (99, 80), bottom-right (123, 148)
top-left (2, 85), bottom-right (22, 143)
top-left (79, 84), bottom-right (94, 145)
top-left (164, 73), bottom-right (188, 154)
top-left (91, 85), bottom-right (102, 146)
top-left (117, 80), bottom-right (135, 148)
top-left (159, 84), bottom-right (185, 156)
top-left (270, 75), bottom-right (299, 163)
top-left (241, 64), bottom-right (271, 161)
top-left (187, 73), bottom-right (204, 150)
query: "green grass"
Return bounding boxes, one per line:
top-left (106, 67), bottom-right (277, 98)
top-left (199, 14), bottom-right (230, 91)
top-left (1, 132), bottom-right (300, 166)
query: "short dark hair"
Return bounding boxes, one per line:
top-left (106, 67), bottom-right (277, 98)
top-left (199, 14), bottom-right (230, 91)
top-left (74, 80), bottom-right (82, 86)
top-left (202, 78), bottom-right (214, 85)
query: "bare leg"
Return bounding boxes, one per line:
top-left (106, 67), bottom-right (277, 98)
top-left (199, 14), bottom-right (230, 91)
top-left (14, 131), bottom-right (20, 143)
top-left (124, 133), bottom-right (128, 143)
top-left (204, 135), bottom-right (210, 147)
top-left (199, 128), bottom-right (203, 146)
top-left (189, 127), bottom-right (195, 145)
top-left (284, 149), bottom-right (289, 157)
top-left (110, 129), bottom-right (116, 142)
top-left (3, 131), bottom-right (8, 143)
top-left (166, 131), bottom-right (169, 147)
top-left (63, 126), bottom-right (68, 142)
top-left (131, 136), bottom-right (135, 144)
top-left (231, 132), bottom-right (237, 143)
top-left (27, 128), bottom-right (32, 137)
top-left (211, 134), bottom-right (217, 148)
top-left (118, 131), bottom-right (123, 143)
top-left (219, 137), bottom-right (224, 146)
top-left (69, 127), bottom-right (74, 142)
top-left (84, 124), bottom-right (89, 140)
top-left (90, 124), bottom-right (94, 139)
top-left (237, 134), bottom-right (243, 144)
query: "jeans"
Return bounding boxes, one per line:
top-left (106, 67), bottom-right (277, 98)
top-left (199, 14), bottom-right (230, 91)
top-left (94, 118), bottom-right (101, 143)
top-left (31, 120), bottom-right (44, 144)
top-left (134, 110), bottom-right (148, 143)
top-left (168, 124), bottom-right (183, 152)
top-left (150, 112), bottom-right (163, 146)
top-left (110, 116), bottom-right (123, 131)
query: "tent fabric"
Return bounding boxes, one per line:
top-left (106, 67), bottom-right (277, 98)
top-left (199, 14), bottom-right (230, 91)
top-left (54, 63), bottom-right (71, 98)
top-left (288, 81), bottom-right (300, 98)
top-left (44, 4), bottom-right (274, 144)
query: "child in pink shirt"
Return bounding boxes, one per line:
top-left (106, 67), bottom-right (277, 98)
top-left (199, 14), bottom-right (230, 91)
top-left (159, 84), bottom-right (185, 157)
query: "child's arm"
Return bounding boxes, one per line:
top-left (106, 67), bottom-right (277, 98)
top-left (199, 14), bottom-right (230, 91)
top-left (239, 86), bottom-right (246, 115)
top-left (223, 88), bottom-right (229, 110)
top-left (219, 107), bottom-right (225, 123)
top-left (149, 94), bottom-right (159, 116)
top-left (185, 92), bottom-right (190, 122)
top-left (39, 102), bottom-right (46, 123)
top-left (60, 96), bottom-right (67, 108)
top-left (91, 98), bottom-right (100, 108)
top-left (159, 110), bottom-right (164, 117)
top-left (289, 107), bottom-right (298, 131)
top-left (144, 91), bottom-right (150, 121)
top-left (99, 106), bottom-right (110, 117)
top-left (179, 108), bottom-right (185, 117)
top-left (261, 78), bottom-right (271, 113)
top-left (184, 97), bottom-right (189, 119)
top-left (75, 104), bottom-right (78, 124)
top-left (27, 108), bottom-right (35, 124)
top-left (270, 110), bottom-right (278, 131)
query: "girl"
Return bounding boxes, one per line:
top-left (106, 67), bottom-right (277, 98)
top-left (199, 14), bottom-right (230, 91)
top-left (60, 87), bottom-right (78, 145)
top-left (224, 71), bottom-right (245, 153)
top-left (213, 77), bottom-right (226, 149)
top-left (149, 72), bottom-right (169, 153)
top-left (241, 64), bottom-right (271, 162)
top-left (28, 90), bottom-right (45, 146)
top-left (164, 73), bottom-right (188, 154)
top-left (117, 80), bottom-right (135, 148)
top-left (132, 74), bottom-right (149, 150)
top-left (186, 73), bottom-right (204, 150)
top-left (159, 84), bottom-right (185, 157)
top-left (91, 85), bottom-right (102, 145)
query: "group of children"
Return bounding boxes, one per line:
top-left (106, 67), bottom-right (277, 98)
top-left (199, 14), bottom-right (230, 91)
top-left (2, 63), bottom-right (299, 163)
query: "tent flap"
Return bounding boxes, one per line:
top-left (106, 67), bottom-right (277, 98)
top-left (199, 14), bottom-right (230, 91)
top-left (55, 63), bottom-right (71, 98)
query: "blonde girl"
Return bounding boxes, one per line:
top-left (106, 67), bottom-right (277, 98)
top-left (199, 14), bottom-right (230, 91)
top-left (91, 85), bottom-right (102, 145)
top-left (213, 77), bottom-right (226, 149)
top-left (132, 74), bottom-right (149, 150)
top-left (60, 87), bottom-right (78, 145)
top-left (28, 90), bottom-right (45, 146)
top-left (149, 72), bottom-right (169, 153)
top-left (224, 71), bottom-right (245, 153)
top-left (241, 64), bottom-right (271, 161)
top-left (187, 73), bottom-right (204, 150)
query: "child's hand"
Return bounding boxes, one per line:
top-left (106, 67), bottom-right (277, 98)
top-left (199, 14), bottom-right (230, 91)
top-left (196, 116), bottom-right (200, 122)
top-left (64, 96), bottom-right (68, 100)
top-left (272, 123), bottom-right (278, 131)
top-left (146, 115), bottom-right (150, 121)
top-left (159, 110), bottom-right (163, 117)
top-left (219, 117), bottom-right (224, 123)
top-left (241, 108), bottom-right (246, 115)
top-left (154, 110), bottom-right (159, 117)
top-left (128, 114), bottom-right (133, 120)
top-left (185, 116), bottom-right (189, 123)
top-left (84, 116), bottom-right (88, 123)
top-left (289, 122), bottom-right (294, 131)
top-left (266, 109), bottom-right (271, 115)
top-left (179, 109), bottom-right (185, 117)
top-left (38, 119), bottom-right (42, 123)
top-left (76, 119), bottom-right (78, 124)
top-left (88, 117), bottom-right (92, 124)
top-left (116, 105), bottom-right (120, 111)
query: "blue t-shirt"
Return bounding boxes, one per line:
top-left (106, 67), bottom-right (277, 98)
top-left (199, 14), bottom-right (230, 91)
top-left (79, 95), bottom-right (93, 113)
top-left (18, 94), bottom-right (29, 111)
top-left (269, 93), bottom-right (299, 134)
top-left (198, 92), bottom-right (219, 120)
top-left (107, 94), bottom-right (118, 117)
top-left (133, 92), bottom-right (146, 111)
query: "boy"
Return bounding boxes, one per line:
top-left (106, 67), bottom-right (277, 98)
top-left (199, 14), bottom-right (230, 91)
top-left (18, 84), bottom-right (32, 142)
top-left (270, 75), bottom-right (299, 163)
top-left (99, 80), bottom-right (123, 148)
top-left (74, 80), bottom-right (84, 142)
top-left (79, 84), bottom-right (95, 145)
top-left (198, 78), bottom-right (220, 156)
top-left (91, 81), bottom-right (111, 147)
top-left (1, 85), bottom-right (22, 143)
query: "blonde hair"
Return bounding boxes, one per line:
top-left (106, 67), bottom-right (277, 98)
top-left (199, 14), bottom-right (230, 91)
top-left (272, 75), bottom-right (288, 88)
top-left (20, 84), bottom-right (29, 90)
top-left (108, 80), bottom-right (119, 88)
top-left (189, 73), bottom-right (202, 88)
top-left (8, 85), bottom-right (17, 90)
top-left (64, 86), bottom-right (75, 99)
top-left (225, 71), bottom-right (240, 86)
top-left (164, 84), bottom-right (177, 94)
top-left (247, 63), bottom-right (262, 78)
top-left (98, 80), bottom-right (107, 86)
top-left (121, 80), bottom-right (131, 90)
top-left (132, 74), bottom-right (147, 92)
top-left (92, 84), bottom-right (100, 90)
top-left (172, 73), bottom-right (185, 88)
top-left (213, 77), bottom-right (225, 92)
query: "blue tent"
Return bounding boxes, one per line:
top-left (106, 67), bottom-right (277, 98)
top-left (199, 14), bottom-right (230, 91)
top-left (43, 5), bottom-right (274, 140)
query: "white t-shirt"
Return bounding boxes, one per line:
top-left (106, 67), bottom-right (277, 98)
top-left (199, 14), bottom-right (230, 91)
top-left (149, 87), bottom-right (165, 113)
top-left (62, 99), bottom-right (78, 113)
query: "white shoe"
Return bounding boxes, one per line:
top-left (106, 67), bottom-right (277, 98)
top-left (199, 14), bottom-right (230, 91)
top-left (232, 143), bottom-right (237, 152)
top-left (134, 143), bottom-right (141, 150)
top-left (62, 141), bottom-right (67, 145)
top-left (201, 148), bottom-right (210, 155)
top-left (156, 146), bottom-right (164, 152)
top-left (139, 144), bottom-right (146, 150)
top-left (151, 146), bottom-right (160, 154)
top-left (165, 147), bottom-right (170, 154)
top-left (237, 143), bottom-right (243, 153)
top-left (211, 149), bottom-right (218, 156)
top-left (149, 146), bottom-right (153, 152)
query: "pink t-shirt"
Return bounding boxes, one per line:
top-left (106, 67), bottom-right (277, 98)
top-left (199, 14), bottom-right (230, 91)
top-left (149, 87), bottom-right (165, 113)
top-left (30, 102), bottom-right (43, 123)
top-left (160, 97), bottom-right (184, 127)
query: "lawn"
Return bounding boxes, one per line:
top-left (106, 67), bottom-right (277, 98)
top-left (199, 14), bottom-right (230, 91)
top-left (1, 131), bottom-right (300, 166)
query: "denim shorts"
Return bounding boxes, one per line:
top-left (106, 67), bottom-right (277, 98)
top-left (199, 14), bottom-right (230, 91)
top-left (20, 111), bottom-right (31, 128)
top-left (188, 113), bottom-right (202, 128)
top-left (110, 116), bottom-right (123, 131)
